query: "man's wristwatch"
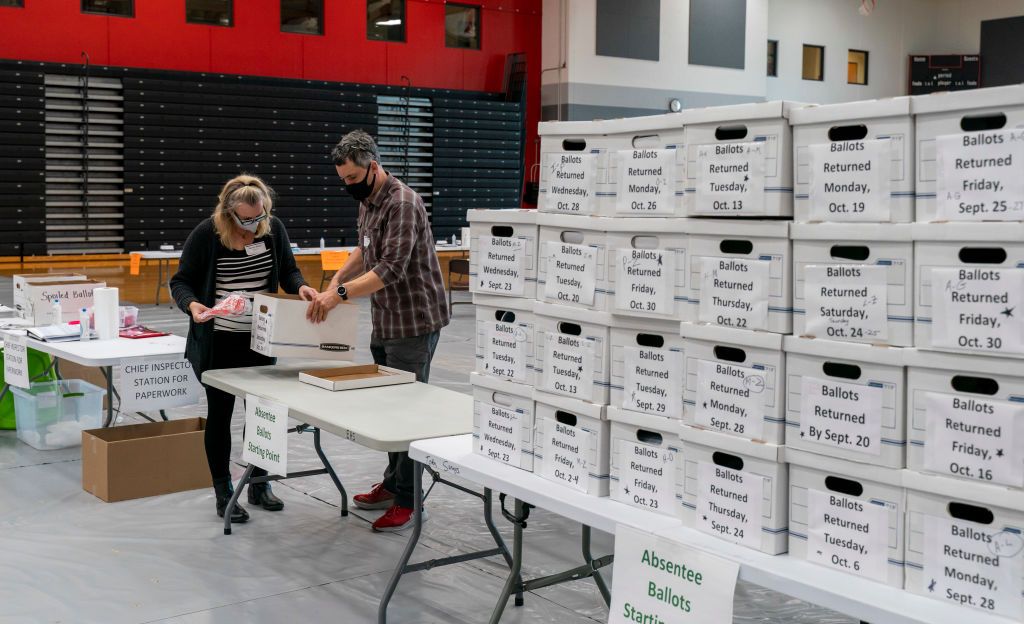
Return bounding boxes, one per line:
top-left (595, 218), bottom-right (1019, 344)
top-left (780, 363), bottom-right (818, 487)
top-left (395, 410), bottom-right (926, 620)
top-left (336, 284), bottom-right (349, 301)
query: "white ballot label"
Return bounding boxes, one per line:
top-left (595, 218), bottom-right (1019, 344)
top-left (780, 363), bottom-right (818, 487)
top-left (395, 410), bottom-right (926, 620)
top-left (543, 241), bottom-right (597, 306)
top-left (924, 392), bottom-right (1023, 487)
top-left (615, 248), bottom-right (675, 316)
top-left (484, 321), bottom-right (528, 382)
top-left (694, 141), bottom-right (766, 215)
top-left (799, 376), bottom-right (883, 456)
top-left (3, 331), bottom-right (29, 389)
top-left (922, 514), bottom-right (1024, 619)
top-left (542, 332), bottom-right (596, 401)
top-left (807, 489), bottom-right (890, 580)
top-left (804, 264), bottom-right (888, 342)
top-left (119, 356), bottom-right (203, 412)
top-left (695, 360), bottom-right (767, 441)
top-left (696, 461), bottom-right (764, 549)
top-left (242, 394), bottom-right (288, 477)
top-left (544, 152), bottom-right (596, 214)
top-left (698, 257), bottom-right (770, 330)
top-left (937, 128), bottom-right (1024, 221)
top-left (808, 139), bottom-right (893, 222)
top-left (609, 525), bottom-right (739, 624)
top-left (477, 236), bottom-right (527, 296)
top-left (614, 440), bottom-right (677, 514)
top-left (623, 346), bottom-right (682, 418)
top-left (541, 417), bottom-right (589, 491)
top-left (249, 307), bottom-right (273, 356)
top-left (616, 148), bottom-right (677, 215)
top-left (478, 402), bottom-right (524, 468)
top-left (931, 267), bottom-right (1024, 355)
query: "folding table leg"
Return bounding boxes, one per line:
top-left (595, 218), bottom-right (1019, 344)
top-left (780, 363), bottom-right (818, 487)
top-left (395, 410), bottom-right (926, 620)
top-left (582, 525), bottom-right (611, 605)
top-left (488, 498), bottom-right (525, 624)
top-left (101, 366), bottom-right (115, 427)
top-left (377, 460), bottom-right (425, 624)
top-left (224, 464), bottom-right (255, 536)
top-left (483, 489), bottom-right (523, 607)
top-left (312, 427), bottom-right (348, 516)
top-left (154, 260), bottom-right (163, 306)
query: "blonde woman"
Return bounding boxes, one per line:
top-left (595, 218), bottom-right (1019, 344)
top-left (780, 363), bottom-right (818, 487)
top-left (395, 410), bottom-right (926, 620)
top-left (170, 174), bottom-right (317, 523)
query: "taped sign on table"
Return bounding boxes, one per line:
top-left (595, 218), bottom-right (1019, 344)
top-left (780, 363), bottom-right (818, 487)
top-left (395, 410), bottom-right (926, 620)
top-left (242, 394), bottom-right (289, 477)
top-left (544, 152), bottom-right (596, 214)
top-left (803, 264), bottom-right (888, 343)
top-left (543, 241), bottom-right (597, 306)
top-left (615, 148), bottom-right (678, 215)
top-left (118, 355), bottom-right (203, 412)
top-left (694, 141), bottom-right (766, 215)
top-left (930, 267), bottom-right (1024, 355)
top-left (2, 330), bottom-right (29, 389)
top-left (808, 139), bottom-right (893, 222)
top-left (937, 128), bottom-right (1024, 221)
top-left (477, 236), bottom-right (526, 296)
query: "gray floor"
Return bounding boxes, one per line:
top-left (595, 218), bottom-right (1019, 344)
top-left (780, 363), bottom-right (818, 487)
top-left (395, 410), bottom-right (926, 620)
top-left (0, 284), bottom-right (856, 624)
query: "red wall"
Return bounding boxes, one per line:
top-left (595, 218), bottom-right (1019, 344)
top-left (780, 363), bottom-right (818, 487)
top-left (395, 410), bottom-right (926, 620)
top-left (0, 0), bottom-right (541, 201)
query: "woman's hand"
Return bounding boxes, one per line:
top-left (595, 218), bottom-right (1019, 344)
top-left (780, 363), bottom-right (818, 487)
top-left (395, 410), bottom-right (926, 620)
top-left (298, 285), bottom-right (318, 301)
top-left (188, 301), bottom-right (212, 323)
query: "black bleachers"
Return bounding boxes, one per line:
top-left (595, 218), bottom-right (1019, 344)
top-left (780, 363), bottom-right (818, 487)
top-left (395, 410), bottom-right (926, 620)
top-left (0, 68), bottom-right (45, 257)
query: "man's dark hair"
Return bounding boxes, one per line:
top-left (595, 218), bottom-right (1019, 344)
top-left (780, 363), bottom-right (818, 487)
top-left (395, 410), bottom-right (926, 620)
top-left (331, 129), bottom-right (379, 167)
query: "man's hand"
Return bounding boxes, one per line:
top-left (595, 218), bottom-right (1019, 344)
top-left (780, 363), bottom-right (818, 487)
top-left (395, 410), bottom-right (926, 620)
top-left (298, 285), bottom-right (318, 301)
top-left (188, 301), bottom-right (212, 323)
top-left (306, 289), bottom-right (342, 323)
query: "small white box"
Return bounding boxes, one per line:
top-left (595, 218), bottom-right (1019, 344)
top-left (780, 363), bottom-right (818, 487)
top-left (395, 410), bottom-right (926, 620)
top-left (250, 293), bottom-right (357, 359)
top-left (298, 364), bottom-right (414, 391)
top-left (784, 336), bottom-right (907, 468)
top-left (792, 223), bottom-right (914, 346)
top-left (608, 405), bottom-right (683, 517)
top-left (537, 213), bottom-right (611, 312)
top-left (599, 113), bottom-right (690, 217)
top-left (791, 97), bottom-right (915, 223)
top-left (912, 84), bottom-right (1024, 222)
top-left (533, 302), bottom-right (611, 405)
top-left (474, 294), bottom-right (536, 387)
top-left (906, 349), bottom-right (1024, 488)
top-left (678, 425), bottom-right (788, 554)
top-left (13, 273), bottom-right (88, 319)
top-left (468, 208), bottom-right (539, 300)
top-left (680, 322), bottom-right (785, 445)
top-left (605, 217), bottom-right (690, 322)
top-left (20, 279), bottom-right (106, 326)
top-left (913, 222), bottom-right (1024, 357)
top-left (787, 448), bottom-right (906, 588)
top-left (904, 470), bottom-right (1024, 620)
top-left (533, 391), bottom-right (610, 496)
top-left (609, 318), bottom-right (686, 420)
top-left (684, 101), bottom-right (798, 217)
top-left (471, 372), bottom-right (535, 472)
top-left (687, 219), bottom-right (792, 334)
top-left (538, 119), bottom-right (612, 216)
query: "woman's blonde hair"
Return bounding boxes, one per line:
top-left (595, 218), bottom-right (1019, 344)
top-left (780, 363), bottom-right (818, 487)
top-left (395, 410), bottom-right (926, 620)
top-left (213, 174), bottom-right (274, 246)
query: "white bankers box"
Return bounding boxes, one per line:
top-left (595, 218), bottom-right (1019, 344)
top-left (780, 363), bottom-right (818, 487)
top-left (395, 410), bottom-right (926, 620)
top-left (471, 372), bottom-right (535, 472)
top-left (605, 217), bottom-right (690, 322)
top-left (784, 336), bottom-right (907, 469)
top-left (536, 213), bottom-right (610, 312)
top-left (468, 208), bottom-right (538, 300)
top-left (537, 119), bottom-right (611, 216)
top-left (599, 112), bottom-right (690, 217)
top-left (681, 322), bottom-right (785, 445)
top-left (533, 302), bottom-right (611, 405)
top-left (913, 222), bottom-right (1024, 357)
top-left (533, 391), bottom-right (610, 496)
top-left (678, 425), bottom-right (788, 554)
top-left (906, 348), bottom-right (1024, 489)
top-left (791, 96), bottom-right (915, 223)
top-left (913, 84), bottom-right (1024, 222)
top-left (792, 223), bottom-right (914, 347)
top-left (687, 218), bottom-right (792, 334)
top-left (13, 273), bottom-right (88, 319)
top-left (609, 318), bottom-right (686, 420)
top-left (19, 279), bottom-right (106, 326)
top-left (787, 448), bottom-right (906, 588)
top-left (474, 295), bottom-right (536, 387)
top-left (684, 100), bottom-right (798, 217)
top-left (608, 406), bottom-right (682, 517)
top-left (250, 294), bottom-right (357, 360)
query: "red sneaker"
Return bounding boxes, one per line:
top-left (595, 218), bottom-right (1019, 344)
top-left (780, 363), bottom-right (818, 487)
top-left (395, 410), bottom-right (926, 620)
top-left (353, 483), bottom-right (395, 510)
top-left (371, 504), bottom-right (425, 532)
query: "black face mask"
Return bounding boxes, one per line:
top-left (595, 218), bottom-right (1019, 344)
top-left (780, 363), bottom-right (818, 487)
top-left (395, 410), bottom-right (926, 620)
top-left (344, 164), bottom-right (376, 201)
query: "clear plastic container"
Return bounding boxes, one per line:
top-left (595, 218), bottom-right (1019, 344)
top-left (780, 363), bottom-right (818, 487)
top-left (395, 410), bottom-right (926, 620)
top-left (12, 380), bottom-right (106, 450)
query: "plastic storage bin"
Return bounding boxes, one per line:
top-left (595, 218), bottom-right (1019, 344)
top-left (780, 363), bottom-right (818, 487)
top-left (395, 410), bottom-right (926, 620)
top-left (0, 347), bottom-right (56, 430)
top-left (13, 379), bottom-right (106, 450)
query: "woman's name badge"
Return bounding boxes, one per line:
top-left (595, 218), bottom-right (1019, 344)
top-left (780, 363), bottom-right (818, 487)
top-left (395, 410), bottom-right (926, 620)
top-left (245, 241), bottom-right (268, 256)
top-left (363, 236), bottom-right (370, 248)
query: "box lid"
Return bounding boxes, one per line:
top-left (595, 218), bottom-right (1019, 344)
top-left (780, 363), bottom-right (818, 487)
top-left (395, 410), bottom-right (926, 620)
top-left (684, 100), bottom-right (803, 126)
top-left (601, 217), bottom-right (692, 234)
top-left (903, 347), bottom-right (1024, 377)
top-left (538, 118), bottom-right (610, 136)
top-left (686, 218), bottom-right (790, 238)
top-left (534, 300), bottom-right (614, 327)
top-left (785, 447), bottom-right (904, 485)
top-left (791, 222), bottom-right (912, 242)
top-left (679, 423), bottom-right (785, 463)
top-left (608, 404), bottom-right (681, 437)
top-left (536, 212), bottom-right (614, 230)
top-left (608, 316), bottom-right (682, 335)
top-left (911, 84), bottom-right (1024, 116)
top-left (783, 335), bottom-right (909, 366)
top-left (903, 469), bottom-right (1024, 512)
top-left (25, 279), bottom-right (104, 287)
top-left (472, 293), bottom-right (536, 313)
top-left (912, 221), bottom-right (1024, 241)
top-left (468, 208), bottom-right (538, 225)
top-left (680, 321), bottom-right (784, 350)
top-left (789, 96), bottom-right (912, 125)
top-left (600, 111), bottom-right (693, 135)
top-left (533, 389), bottom-right (607, 421)
top-left (469, 371), bottom-right (534, 399)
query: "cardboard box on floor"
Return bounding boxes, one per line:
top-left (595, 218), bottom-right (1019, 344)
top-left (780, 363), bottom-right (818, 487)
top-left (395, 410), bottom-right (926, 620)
top-left (251, 293), bottom-right (358, 359)
top-left (82, 418), bottom-right (211, 502)
top-left (13, 273), bottom-right (88, 319)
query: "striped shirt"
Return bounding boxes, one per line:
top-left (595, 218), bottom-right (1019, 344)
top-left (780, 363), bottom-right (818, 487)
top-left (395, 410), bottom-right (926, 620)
top-left (213, 245), bottom-right (271, 332)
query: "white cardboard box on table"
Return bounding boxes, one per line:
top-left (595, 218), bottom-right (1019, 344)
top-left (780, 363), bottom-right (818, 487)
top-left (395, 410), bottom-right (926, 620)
top-left (598, 113), bottom-right (690, 217)
top-left (471, 372), bottom-right (535, 473)
top-left (604, 217), bottom-right (691, 322)
top-left (468, 208), bottom-right (538, 300)
top-left (791, 96), bottom-right (915, 223)
top-left (687, 218), bottom-right (792, 334)
top-left (533, 301), bottom-right (611, 405)
top-left (537, 119), bottom-right (613, 216)
top-left (791, 222), bottom-right (914, 347)
top-left (609, 318), bottom-right (686, 420)
top-left (13, 273), bottom-right (88, 319)
top-left (786, 447), bottom-right (907, 589)
top-left (684, 100), bottom-right (799, 217)
top-left (680, 322), bottom-right (786, 445)
top-left (678, 424), bottom-right (788, 555)
top-left (473, 294), bottom-right (537, 387)
top-left (783, 335), bottom-right (907, 469)
top-left (250, 293), bottom-right (357, 360)
top-left (607, 405), bottom-right (683, 517)
top-left (19, 279), bottom-right (106, 326)
top-left (533, 390), bottom-right (610, 496)
top-left (536, 213), bottom-right (610, 312)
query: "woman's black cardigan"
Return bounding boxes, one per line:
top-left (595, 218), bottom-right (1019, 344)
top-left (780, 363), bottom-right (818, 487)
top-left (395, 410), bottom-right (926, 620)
top-left (170, 217), bottom-right (308, 377)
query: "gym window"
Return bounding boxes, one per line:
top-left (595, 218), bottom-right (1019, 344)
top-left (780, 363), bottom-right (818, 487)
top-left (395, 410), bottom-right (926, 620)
top-left (281, 0), bottom-right (324, 35)
top-left (82, 0), bottom-right (134, 17)
top-left (368, 0), bottom-right (406, 42)
top-left (848, 49), bottom-right (869, 85)
top-left (186, 0), bottom-right (232, 26)
top-left (445, 3), bottom-right (481, 50)
top-left (802, 44), bottom-right (824, 81)
top-left (767, 40), bottom-right (778, 77)
top-left (0, 1), bottom-right (25, 7)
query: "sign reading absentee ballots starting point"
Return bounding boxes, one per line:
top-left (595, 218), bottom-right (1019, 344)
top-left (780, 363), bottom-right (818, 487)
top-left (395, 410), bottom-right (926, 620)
top-left (242, 394), bottom-right (288, 476)
top-left (610, 524), bottom-right (739, 624)
top-left (118, 355), bottom-right (203, 412)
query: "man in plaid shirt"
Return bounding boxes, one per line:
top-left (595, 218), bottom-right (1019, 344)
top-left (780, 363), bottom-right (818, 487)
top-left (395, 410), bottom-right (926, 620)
top-left (308, 129), bottom-right (450, 531)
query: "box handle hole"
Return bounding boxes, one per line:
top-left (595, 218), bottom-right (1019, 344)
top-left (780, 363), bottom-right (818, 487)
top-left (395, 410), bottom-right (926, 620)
top-left (830, 245), bottom-right (870, 261)
top-left (714, 345), bottom-right (746, 362)
top-left (712, 451), bottom-right (744, 471)
top-left (491, 392), bottom-right (515, 408)
top-left (827, 124), bottom-right (868, 141)
top-left (558, 322), bottom-right (582, 336)
top-left (636, 333), bottom-right (665, 348)
top-left (822, 362), bottom-right (861, 380)
top-left (495, 310), bottom-right (516, 323)
top-left (960, 113), bottom-right (1006, 132)
top-left (561, 139), bottom-right (587, 151)
top-left (948, 501), bottom-right (994, 525)
top-left (824, 475), bottom-right (864, 496)
top-left (491, 225), bottom-right (513, 237)
top-left (555, 411), bottom-right (578, 427)
top-left (720, 240), bottom-right (753, 255)
top-left (631, 235), bottom-right (659, 249)
top-left (636, 429), bottom-right (663, 445)
top-left (632, 134), bottom-right (661, 148)
top-left (560, 231), bottom-right (584, 245)
top-left (715, 125), bottom-right (748, 140)
top-left (958, 247), bottom-right (1007, 264)
top-left (951, 375), bottom-right (999, 396)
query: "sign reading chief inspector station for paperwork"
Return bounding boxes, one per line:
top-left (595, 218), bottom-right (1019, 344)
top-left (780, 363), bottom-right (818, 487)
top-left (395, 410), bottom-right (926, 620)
top-left (118, 355), bottom-right (203, 412)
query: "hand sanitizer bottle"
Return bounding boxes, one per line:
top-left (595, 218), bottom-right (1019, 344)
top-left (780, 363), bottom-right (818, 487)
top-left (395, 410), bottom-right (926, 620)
top-left (51, 298), bottom-right (62, 324)
top-left (79, 307), bottom-right (90, 341)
